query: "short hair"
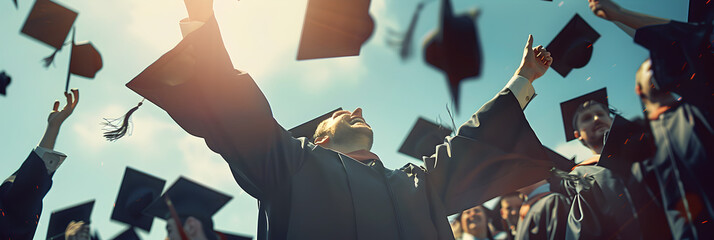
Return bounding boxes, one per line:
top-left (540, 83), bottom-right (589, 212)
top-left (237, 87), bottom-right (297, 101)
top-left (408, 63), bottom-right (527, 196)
top-left (571, 100), bottom-right (610, 132)
top-left (312, 118), bottom-right (332, 141)
top-left (500, 192), bottom-right (525, 204)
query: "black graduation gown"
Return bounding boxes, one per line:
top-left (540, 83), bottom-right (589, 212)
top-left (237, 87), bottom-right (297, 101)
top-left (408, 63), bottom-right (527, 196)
top-left (515, 191), bottom-right (569, 240)
top-left (126, 16), bottom-right (554, 240)
top-left (635, 21), bottom-right (714, 240)
top-left (0, 151), bottom-right (54, 239)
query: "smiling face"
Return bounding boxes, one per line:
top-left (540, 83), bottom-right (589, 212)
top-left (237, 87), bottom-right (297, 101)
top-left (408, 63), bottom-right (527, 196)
top-left (314, 108), bottom-right (374, 151)
top-left (460, 206), bottom-right (488, 235)
top-left (573, 102), bottom-right (612, 154)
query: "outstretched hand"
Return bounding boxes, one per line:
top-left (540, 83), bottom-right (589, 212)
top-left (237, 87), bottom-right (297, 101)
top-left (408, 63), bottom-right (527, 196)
top-left (515, 35), bottom-right (552, 83)
top-left (48, 89), bottom-right (79, 128)
top-left (588, 0), bottom-right (622, 21)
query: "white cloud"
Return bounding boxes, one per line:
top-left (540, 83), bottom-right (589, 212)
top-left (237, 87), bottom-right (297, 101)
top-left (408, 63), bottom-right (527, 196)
top-left (177, 135), bottom-right (237, 189)
top-left (553, 141), bottom-right (595, 164)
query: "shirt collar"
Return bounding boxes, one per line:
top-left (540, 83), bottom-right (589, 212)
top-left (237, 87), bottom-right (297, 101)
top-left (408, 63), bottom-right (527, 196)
top-left (346, 149), bottom-right (381, 162)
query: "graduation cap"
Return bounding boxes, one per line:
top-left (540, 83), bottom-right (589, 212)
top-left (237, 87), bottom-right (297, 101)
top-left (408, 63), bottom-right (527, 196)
top-left (111, 167), bottom-right (166, 232)
top-left (46, 200), bottom-right (95, 240)
top-left (143, 177), bottom-right (232, 227)
top-left (296, 0), bottom-right (374, 60)
top-left (559, 87), bottom-right (608, 142)
top-left (423, 0), bottom-right (482, 112)
top-left (398, 117), bottom-right (453, 160)
top-left (21, 0), bottom-right (77, 50)
top-left (546, 14), bottom-right (600, 78)
top-left (63, 30), bottom-right (103, 92)
top-left (0, 71), bottom-right (10, 96)
top-left (597, 115), bottom-right (655, 178)
top-left (215, 231), bottom-right (253, 240)
top-left (111, 228), bottom-right (140, 240)
top-left (543, 146), bottom-right (576, 172)
top-left (288, 108), bottom-right (342, 141)
top-left (688, 0), bottom-right (714, 24)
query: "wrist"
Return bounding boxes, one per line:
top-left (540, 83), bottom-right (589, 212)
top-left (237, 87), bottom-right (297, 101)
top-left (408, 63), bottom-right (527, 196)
top-left (515, 66), bottom-right (536, 83)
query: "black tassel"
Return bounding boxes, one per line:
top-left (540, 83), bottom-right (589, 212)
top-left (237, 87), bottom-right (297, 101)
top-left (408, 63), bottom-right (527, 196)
top-left (102, 99), bottom-right (144, 141)
top-left (43, 49), bottom-right (61, 68)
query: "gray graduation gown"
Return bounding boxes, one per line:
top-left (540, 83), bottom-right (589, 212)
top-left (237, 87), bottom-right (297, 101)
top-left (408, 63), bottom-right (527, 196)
top-left (126, 16), bottom-right (553, 240)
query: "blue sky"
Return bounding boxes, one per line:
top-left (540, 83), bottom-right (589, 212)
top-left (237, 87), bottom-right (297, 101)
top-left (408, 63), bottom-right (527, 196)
top-left (0, 0), bottom-right (688, 238)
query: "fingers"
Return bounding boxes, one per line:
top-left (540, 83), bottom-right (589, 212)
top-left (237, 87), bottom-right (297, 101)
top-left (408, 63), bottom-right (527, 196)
top-left (70, 89), bottom-right (79, 108)
top-left (63, 91), bottom-right (72, 111)
top-left (52, 101), bottom-right (60, 112)
top-left (525, 34), bottom-right (533, 49)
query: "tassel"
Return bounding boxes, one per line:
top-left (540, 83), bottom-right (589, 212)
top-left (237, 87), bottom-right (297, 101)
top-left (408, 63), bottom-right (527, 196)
top-left (445, 103), bottom-right (457, 132)
top-left (102, 99), bottom-right (144, 141)
top-left (42, 49), bottom-right (60, 68)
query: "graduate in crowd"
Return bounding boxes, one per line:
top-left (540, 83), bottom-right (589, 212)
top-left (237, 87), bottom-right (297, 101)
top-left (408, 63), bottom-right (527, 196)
top-left (588, 0), bottom-right (714, 239)
top-left (124, 0), bottom-right (557, 238)
top-left (557, 89), bottom-right (649, 240)
top-left (498, 192), bottom-right (524, 238)
top-left (0, 89), bottom-right (80, 239)
top-left (457, 205), bottom-right (506, 240)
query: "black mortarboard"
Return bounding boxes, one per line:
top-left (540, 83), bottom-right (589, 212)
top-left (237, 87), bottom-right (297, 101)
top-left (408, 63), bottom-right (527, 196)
top-left (424, 0), bottom-right (482, 112)
top-left (598, 115), bottom-right (655, 178)
top-left (111, 228), bottom-right (140, 240)
top-left (546, 14), bottom-right (600, 78)
top-left (215, 231), bottom-right (253, 240)
top-left (559, 88), bottom-right (608, 141)
top-left (0, 71), bottom-right (10, 96)
top-left (47, 200), bottom-right (95, 240)
top-left (111, 167), bottom-right (166, 232)
top-left (689, 0), bottom-right (714, 24)
top-left (21, 0), bottom-right (77, 50)
top-left (543, 146), bottom-right (576, 172)
top-left (288, 108), bottom-right (342, 140)
top-left (296, 0), bottom-right (374, 60)
top-left (143, 177), bottom-right (232, 223)
top-left (398, 117), bottom-right (452, 160)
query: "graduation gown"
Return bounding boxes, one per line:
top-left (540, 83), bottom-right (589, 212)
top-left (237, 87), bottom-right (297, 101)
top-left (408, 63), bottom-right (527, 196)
top-left (515, 191), bottom-right (569, 240)
top-left (0, 151), bottom-right (54, 239)
top-left (635, 21), bottom-right (714, 240)
top-left (126, 16), bottom-right (553, 240)
top-left (562, 165), bottom-right (642, 240)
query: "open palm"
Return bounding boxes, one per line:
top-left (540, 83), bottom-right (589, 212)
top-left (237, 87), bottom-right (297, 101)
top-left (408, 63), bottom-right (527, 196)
top-left (47, 89), bottom-right (79, 127)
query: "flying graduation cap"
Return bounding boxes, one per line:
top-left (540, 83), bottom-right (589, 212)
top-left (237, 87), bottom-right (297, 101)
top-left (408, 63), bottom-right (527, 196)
top-left (560, 87), bottom-right (608, 142)
top-left (296, 0), bottom-right (375, 60)
top-left (398, 117), bottom-right (452, 160)
top-left (111, 167), bottom-right (166, 232)
top-left (0, 71), bottom-right (10, 96)
top-left (111, 228), bottom-right (140, 240)
top-left (46, 200), bottom-right (95, 240)
top-left (21, 0), bottom-right (102, 91)
top-left (215, 231), bottom-right (253, 240)
top-left (21, 0), bottom-right (77, 51)
top-left (546, 14), bottom-right (600, 78)
top-left (423, 0), bottom-right (483, 113)
top-left (143, 177), bottom-right (232, 231)
top-left (288, 108), bottom-right (343, 141)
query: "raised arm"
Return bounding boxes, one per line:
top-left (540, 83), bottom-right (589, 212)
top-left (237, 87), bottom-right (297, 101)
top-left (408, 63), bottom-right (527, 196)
top-left (126, 3), bottom-right (306, 200)
top-left (1, 90), bottom-right (79, 238)
top-left (425, 36), bottom-right (555, 214)
top-left (587, 0), bottom-right (670, 34)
